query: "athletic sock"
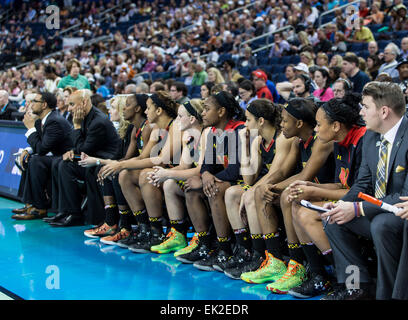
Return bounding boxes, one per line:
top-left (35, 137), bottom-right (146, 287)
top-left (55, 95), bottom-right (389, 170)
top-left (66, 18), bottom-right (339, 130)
top-left (104, 204), bottom-right (119, 226)
top-left (288, 242), bottom-right (306, 265)
top-left (133, 208), bottom-right (149, 224)
top-left (197, 231), bottom-right (211, 247)
top-left (301, 242), bottom-right (328, 276)
top-left (234, 228), bottom-right (251, 250)
top-left (149, 216), bottom-right (163, 233)
top-left (322, 248), bottom-right (334, 266)
top-left (217, 236), bottom-right (232, 255)
top-left (264, 231), bottom-right (283, 260)
top-left (170, 219), bottom-right (187, 234)
top-left (251, 234), bottom-right (266, 258)
top-left (118, 209), bottom-right (132, 230)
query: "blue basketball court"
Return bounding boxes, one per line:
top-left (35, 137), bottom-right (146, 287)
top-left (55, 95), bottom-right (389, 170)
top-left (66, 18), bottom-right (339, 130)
top-left (0, 197), bottom-right (319, 300)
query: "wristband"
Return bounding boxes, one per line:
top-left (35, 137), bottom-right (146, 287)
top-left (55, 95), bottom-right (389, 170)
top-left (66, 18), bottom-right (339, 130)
top-left (353, 202), bottom-right (361, 217)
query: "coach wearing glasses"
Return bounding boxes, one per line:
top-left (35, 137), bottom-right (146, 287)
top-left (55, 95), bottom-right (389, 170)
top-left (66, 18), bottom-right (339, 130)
top-left (12, 92), bottom-right (73, 220)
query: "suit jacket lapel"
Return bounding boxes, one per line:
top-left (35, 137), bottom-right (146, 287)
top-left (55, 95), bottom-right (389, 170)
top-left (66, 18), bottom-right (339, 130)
top-left (387, 116), bottom-right (408, 179)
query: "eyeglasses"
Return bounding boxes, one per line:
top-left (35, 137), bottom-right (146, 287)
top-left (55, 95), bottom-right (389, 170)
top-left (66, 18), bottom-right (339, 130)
top-left (32, 100), bottom-right (43, 103)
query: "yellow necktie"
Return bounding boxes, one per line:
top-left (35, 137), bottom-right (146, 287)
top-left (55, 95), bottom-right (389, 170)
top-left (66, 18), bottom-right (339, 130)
top-left (375, 138), bottom-right (388, 199)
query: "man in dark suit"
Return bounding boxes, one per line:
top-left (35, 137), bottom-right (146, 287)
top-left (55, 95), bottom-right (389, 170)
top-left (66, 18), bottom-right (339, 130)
top-left (50, 89), bottom-right (120, 227)
top-left (0, 90), bottom-right (19, 120)
top-left (12, 92), bottom-right (73, 220)
top-left (320, 82), bottom-right (408, 300)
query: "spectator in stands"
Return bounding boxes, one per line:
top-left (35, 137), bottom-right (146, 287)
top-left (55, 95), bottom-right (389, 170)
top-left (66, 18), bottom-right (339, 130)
top-left (252, 70), bottom-right (273, 102)
top-left (312, 67), bottom-right (334, 102)
top-left (378, 43), bottom-right (400, 80)
top-left (396, 59), bottom-right (408, 86)
top-left (316, 53), bottom-right (329, 68)
top-left (342, 54), bottom-right (371, 93)
top-left (150, 81), bottom-right (165, 93)
top-left (314, 28), bottom-right (333, 54)
top-left (254, 16), bottom-right (266, 37)
top-left (293, 62), bottom-right (310, 76)
top-left (376, 73), bottom-right (394, 82)
top-left (238, 79), bottom-right (257, 110)
top-left (136, 83), bottom-right (149, 94)
top-left (285, 64), bottom-right (297, 82)
top-left (332, 31), bottom-right (347, 53)
top-left (400, 37), bottom-right (408, 60)
top-left (207, 67), bottom-right (225, 85)
top-left (184, 63), bottom-right (195, 86)
top-left (57, 59), bottom-right (91, 90)
top-left (300, 51), bottom-right (314, 67)
top-left (0, 89), bottom-right (19, 120)
top-left (367, 54), bottom-right (382, 80)
top-left (368, 41), bottom-right (380, 58)
top-left (170, 82), bottom-right (189, 105)
top-left (191, 61), bottom-right (208, 87)
top-left (44, 65), bottom-right (61, 94)
top-left (332, 78), bottom-right (353, 99)
top-left (277, 73), bottom-right (316, 102)
top-left (237, 47), bottom-right (257, 70)
top-left (330, 54), bottom-right (344, 69)
top-left (365, 2), bottom-right (384, 25)
top-left (58, 86), bottom-right (76, 123)
top-left (95, 77), bottom-right (110, 98)
top-left (269, 32), bottom-right (291, 58)
top-left (222, 59), bottom-right (243, 83)
top-left (143, 53), bottom-right (158, 73)
top-left (174, 52), bottom-right (191, 78)
top-left (291, 31), bottom-right (311, 54)
top-left (200, 82), bottom-right (214, 100)
top-left (350, 18), bottom-right (375, 43)
top-left (390, 4), bottom-right (408, 31)
top-left (359, 0), bottom-right (370, 18)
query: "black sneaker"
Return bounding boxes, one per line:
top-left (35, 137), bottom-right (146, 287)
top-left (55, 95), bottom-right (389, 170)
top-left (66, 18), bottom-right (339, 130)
top-left (213, 245), bottom-right (250, 272)
top-left (193, 249), bottom-right (218, 271)
top-left (175, 242), bottom-right (211, 264)
top-left (129, 228), bottom-right (165, 253)
top-left (212, 250), bottom-right (234, 272)
top-left (224, 250), bottom-right (264, 280)
top-left (117, 227), bottom-right (139, 248)
top-left (320, 283), bottom-right (347, 300)
top-left (288, 273), bottom-right (332, 299)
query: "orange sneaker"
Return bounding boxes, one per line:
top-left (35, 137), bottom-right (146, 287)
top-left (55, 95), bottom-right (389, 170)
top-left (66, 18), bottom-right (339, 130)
top-left (100, 228), bottom-right (131, 245)
top-left (84, 223), bottom-right (118, 239)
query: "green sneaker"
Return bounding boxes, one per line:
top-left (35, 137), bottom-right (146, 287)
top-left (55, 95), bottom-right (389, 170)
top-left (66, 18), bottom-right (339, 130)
top-left (266, 259), bottom-right (307, 294)
top-left (240, 251), bottom-right (287, 284)
top-left (150, 228), bottom-right (187, 254)
top-left (174, 233), bottom-right (199, 257)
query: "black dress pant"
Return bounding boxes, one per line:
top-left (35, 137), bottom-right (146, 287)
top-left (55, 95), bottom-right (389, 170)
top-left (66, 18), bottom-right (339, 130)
top-left (57, 160), bottom-right (104, 225)
top-left (22, 155), bottom-right (60, 210)
top-left (393, 220), bottom-right (408, 300)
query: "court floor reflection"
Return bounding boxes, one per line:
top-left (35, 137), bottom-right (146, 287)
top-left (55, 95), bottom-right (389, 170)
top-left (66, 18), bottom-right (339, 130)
top-left (1, 197), bottom-right (317, 300)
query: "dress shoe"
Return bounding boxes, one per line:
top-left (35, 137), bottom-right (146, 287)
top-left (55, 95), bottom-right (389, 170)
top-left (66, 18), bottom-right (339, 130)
top-left (50, 214), bottom-right (84, 227)
top-left (12, 208), bottom-right (47, 220)
top-left (11, 204), bottom-right (32, 214)
top-left (43, 212), bottom-right (68, 223)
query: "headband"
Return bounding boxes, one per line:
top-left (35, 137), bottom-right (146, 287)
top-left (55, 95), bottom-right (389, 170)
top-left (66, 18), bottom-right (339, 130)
top-left (284, 99), bottom-right (316, 126)
top-left (183, 101), bottom-right (202, 122)
top-left (283, 101), bottom-right (304, 120)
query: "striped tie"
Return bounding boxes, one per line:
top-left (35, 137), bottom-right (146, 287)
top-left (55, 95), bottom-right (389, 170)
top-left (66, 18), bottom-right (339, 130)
top-left (375, 138), bottom-right (389, 199)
